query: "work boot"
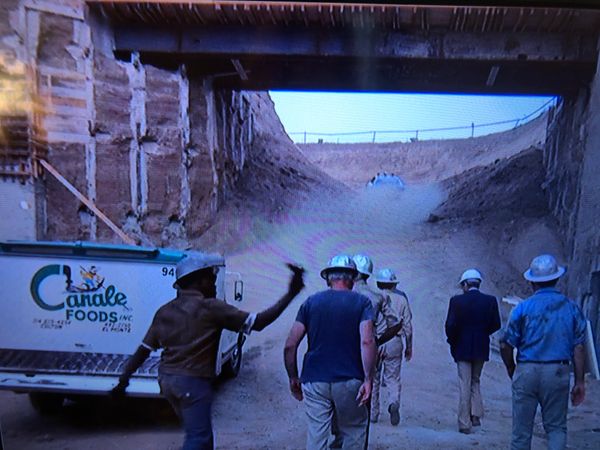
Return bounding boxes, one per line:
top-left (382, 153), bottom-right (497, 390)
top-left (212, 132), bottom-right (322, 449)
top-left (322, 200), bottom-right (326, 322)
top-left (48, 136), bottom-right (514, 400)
top-left (459, 428), bottom-right (472, 435)
top-left (388, 403), bottom-right (400, 426)
top-left (471, 416), bottom-right (481, 427)
top-left (370, 414), bottom-right (379, 423)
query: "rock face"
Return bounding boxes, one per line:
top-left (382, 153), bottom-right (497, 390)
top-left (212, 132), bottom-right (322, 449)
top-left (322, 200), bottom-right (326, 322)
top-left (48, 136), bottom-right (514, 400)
top-left (544, 84), bottom-right (600, 360)
top-left (0, 1), bottom-right (334, 249)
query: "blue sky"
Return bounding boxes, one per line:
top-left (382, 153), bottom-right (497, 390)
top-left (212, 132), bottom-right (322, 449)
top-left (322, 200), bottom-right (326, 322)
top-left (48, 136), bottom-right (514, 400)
top-left (270, 92), bottom-right (556, 143)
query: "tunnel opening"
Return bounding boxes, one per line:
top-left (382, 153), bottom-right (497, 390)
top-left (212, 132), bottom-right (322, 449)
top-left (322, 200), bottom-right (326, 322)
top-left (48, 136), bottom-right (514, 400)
top-left (1, 0), bottom-right (597, 328)
top-left (1, 2), bottom-right (600, 447)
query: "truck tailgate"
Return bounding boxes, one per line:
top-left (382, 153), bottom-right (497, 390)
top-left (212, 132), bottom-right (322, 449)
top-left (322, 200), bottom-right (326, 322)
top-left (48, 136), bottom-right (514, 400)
top-left (0, 348), bottom-right (161, 397)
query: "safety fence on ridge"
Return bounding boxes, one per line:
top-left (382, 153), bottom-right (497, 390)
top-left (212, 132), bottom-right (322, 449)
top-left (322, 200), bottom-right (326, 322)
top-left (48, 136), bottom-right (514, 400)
top-left (288, 97), bottom-right (559, 144)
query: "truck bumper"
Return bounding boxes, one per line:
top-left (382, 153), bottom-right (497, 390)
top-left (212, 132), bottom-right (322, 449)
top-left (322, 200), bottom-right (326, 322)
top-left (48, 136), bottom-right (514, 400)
top-left (0, 372), bottom-right (161, 397)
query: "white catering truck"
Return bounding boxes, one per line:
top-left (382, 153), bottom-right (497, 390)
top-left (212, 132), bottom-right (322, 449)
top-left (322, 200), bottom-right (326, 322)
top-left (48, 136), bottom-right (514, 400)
top-left (0, 241), bottom-right (244, 412)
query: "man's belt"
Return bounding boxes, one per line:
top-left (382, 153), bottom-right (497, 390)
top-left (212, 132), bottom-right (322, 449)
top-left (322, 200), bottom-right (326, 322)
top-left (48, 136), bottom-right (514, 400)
top-left (518, 360), bottom-right (570, 365)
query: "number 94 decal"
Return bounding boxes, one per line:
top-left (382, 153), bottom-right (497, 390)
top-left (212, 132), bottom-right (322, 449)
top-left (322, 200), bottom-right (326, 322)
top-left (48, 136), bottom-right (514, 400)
top-left (161, 267), bottom-right (175, 277)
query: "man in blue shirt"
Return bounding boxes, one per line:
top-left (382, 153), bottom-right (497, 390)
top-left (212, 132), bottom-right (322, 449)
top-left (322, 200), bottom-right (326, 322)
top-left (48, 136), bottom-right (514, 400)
top-left (284, 255), bottom-right (377, 449)
top-left (500, 254), bottom-right (587, 450)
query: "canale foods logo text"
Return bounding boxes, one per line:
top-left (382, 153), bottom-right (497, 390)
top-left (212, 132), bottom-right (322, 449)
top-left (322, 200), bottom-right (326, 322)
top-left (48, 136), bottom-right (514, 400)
top-left (30, 264), bottom-right (128, 323)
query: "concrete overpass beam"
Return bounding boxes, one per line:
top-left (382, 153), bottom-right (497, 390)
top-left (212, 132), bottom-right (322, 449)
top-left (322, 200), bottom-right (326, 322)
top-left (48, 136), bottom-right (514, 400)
top-left (114, 26), bottom-right (597, 63)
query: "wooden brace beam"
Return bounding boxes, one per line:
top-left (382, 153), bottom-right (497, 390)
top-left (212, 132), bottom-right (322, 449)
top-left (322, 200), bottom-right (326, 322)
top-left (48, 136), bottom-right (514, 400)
top-left (38, 158), bottom-right (137, 246)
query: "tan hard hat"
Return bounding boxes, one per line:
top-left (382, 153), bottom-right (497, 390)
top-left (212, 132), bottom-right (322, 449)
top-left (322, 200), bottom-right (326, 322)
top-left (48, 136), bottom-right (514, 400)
top-left (352, 254), bottom-right (373, 276)
top-left (376, 268), bottom-right (399, 284)
top-left (174, 253), bottom-right (224, 288)
top-left (523, 254), bottom-right (565, 282)
top-left (320, 254), bottom-right (358, 280)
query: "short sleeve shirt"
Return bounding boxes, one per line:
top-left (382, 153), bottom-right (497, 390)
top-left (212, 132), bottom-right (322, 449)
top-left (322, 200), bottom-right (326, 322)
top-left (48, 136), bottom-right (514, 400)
top-left (502, 288), bottom-right (586, 362)
top-left (142, 289), bottom-right (249, 378)
top-left (353, 279), bottom-right (393, 338)
top-left (296, 289), bottom-right (374, 383)
top-left (389, 289), bottom-right (412, 339)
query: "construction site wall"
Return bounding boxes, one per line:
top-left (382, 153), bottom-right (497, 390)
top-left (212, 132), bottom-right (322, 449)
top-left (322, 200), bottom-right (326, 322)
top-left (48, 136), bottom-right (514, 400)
top-left (0, 0), bottom-right (272, 247)
top-left (544, 49), bottom-right (600, 359)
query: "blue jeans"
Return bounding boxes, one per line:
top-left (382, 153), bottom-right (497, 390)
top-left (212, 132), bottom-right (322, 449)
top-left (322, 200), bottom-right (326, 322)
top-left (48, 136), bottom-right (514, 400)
top-left (511, 363), bottom-right (570, 450)
top-left (159, 374), bottom-right (214, 450)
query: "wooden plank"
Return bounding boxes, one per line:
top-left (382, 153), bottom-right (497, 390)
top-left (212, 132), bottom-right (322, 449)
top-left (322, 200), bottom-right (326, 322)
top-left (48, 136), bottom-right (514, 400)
top-left (585, 320), bottom-right (600, 379)
top-left (38, 158), bottom-right (136, 246)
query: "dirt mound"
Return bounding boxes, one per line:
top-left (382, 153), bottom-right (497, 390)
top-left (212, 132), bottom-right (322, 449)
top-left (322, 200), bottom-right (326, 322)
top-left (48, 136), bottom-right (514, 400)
top-left (428, 146), bottom-right (565, 296)
top-left (194, 96), bottom-right (345, 255)
top-left (300, 114), bottom-right (547, 187)
top-left (430, 146), bottom-right (548, 223)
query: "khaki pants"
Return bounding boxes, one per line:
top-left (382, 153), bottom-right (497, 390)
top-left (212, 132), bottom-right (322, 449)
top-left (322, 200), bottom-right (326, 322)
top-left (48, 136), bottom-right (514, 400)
top-left (457, 360), bottom-right (484, 430)
top-left (372, 338), bottom-right (403, 420)
top-left (302, 380), bottom-right (368, 450)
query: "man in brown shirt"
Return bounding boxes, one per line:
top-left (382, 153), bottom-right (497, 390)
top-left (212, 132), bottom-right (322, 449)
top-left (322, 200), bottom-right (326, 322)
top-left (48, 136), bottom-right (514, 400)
top-left (112, 254), bottom-right (305, 450)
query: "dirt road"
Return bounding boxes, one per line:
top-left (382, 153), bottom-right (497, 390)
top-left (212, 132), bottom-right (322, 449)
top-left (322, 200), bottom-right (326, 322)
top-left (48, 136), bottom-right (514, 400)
top-left (1, 184), bottom-right (599, 449)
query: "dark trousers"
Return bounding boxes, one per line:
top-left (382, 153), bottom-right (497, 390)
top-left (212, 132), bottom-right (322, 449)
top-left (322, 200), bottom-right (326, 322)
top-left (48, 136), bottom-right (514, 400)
top-left (159, 374), bottom-right (214, 450)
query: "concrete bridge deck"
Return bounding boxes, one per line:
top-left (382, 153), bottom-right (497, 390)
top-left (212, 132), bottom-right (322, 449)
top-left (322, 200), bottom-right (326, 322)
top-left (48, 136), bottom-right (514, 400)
top-left (90, 1), bottom-right (600, 94)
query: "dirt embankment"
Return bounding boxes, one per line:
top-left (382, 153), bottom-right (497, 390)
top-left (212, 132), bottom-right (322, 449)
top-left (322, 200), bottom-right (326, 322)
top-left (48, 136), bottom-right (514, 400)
top-left (299, 114), bottom-right (547, 187)
top-left (431, 145), bottom-right (549, 223)
top-left (194, 94), bottom-right (345, 254)
top-left (428, 145), bottom-right (566, 296)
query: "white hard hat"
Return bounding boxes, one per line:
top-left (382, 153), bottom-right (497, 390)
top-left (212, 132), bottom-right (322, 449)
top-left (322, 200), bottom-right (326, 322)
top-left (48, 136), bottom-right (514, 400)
top-left (523, 254), bottom-right (565, 282)
top-left (376, 268), bottom-right (399, 284)
top-left (320, 254), bottom-right (357, 280)
top-left (174, 253), bottom-right (224, 288)
top-left (459, 269), bottom-right (483, 284)
top-left (352, 254), bottom-right (373, 276)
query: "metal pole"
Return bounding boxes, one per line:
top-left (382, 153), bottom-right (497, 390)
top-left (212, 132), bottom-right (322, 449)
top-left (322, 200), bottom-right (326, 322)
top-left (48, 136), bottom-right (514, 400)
top-left (471, 122), bottom-right (475, 138)
top-left (304, 131), bottom-right (306, 144)
top-left (415, 130), bottom-right (419, 141)
top-left (372, 131), bottom-right (376, 143)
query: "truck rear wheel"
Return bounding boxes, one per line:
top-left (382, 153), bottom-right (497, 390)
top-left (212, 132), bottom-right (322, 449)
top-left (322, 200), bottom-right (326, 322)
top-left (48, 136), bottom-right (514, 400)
top-left (29, 393), bottom-right (64, 414)
top-left (221, 343), bottom-right (242, 378)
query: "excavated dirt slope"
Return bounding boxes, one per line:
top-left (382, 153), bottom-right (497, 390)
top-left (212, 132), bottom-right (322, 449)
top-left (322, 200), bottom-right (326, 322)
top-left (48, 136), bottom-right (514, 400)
top-left (298, 114), bottom-right (563, 298)
top-left (429, 145), bottom-right (565, 297)
top-left (299, 114), bottom-right (547, 187)
top-left (194, 94), bottom-right (345, 254)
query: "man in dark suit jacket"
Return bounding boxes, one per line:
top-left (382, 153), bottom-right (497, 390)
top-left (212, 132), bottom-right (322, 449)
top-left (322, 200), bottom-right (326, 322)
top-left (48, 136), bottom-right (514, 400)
top-left (445, 269), bottom-right (501, 434)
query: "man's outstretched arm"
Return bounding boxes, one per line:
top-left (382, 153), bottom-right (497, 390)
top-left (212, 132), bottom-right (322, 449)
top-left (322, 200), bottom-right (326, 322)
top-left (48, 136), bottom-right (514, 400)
top-left (111, 345), bottom-right (152, 397)
top-left (284, 321), bottom-right (306, 401)
top-left (252, 264), bottom-right (305, 331)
